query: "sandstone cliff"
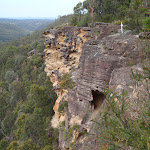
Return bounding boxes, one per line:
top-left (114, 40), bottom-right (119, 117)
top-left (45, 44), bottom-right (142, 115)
top-left (43, 24), bottom-right (150, 150)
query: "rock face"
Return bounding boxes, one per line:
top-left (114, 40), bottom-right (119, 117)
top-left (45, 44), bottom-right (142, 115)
top-left (27, 49), bottom-right (38, 56)
top-left (139, 32), bottom-right (150, 39)
top-left (43, 26), bottom-right (94, 128)
top-left (43, 25), bottom-right (150, 149)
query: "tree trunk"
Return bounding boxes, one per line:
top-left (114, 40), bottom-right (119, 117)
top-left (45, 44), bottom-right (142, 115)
top-left (88, 0), bottom-right (95, 18)
top-left (91, 7), bottom-right (94, 17)
top-left (145, 0), bottom-right (148, 7)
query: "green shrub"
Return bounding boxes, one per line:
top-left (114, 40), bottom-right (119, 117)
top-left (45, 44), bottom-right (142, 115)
top-left (14, 114), bottom-right (28, 140)
top-left (143, 17), bottom-right (150, 31)
top-left (63, 129), bottom-right (70, 141)
top-left (5, 58), bottom-right (15, 69)
top-left (6, 141), bottom-right (18, 150)
top-left (33, 56), bottom-right (43, 68)
top-left (42, 145), bottom-right (53, 150)
top-left (13, 101), bottom-right (23, 116)
top-left (5, 71), bottom-right (17, 84)
top-left (60, 73), bottom-right (76, 89)
top-left (77, 14), bottom-right (91, 27)
top-left (69, 141), bottom-right (76, 150)
top-left (63, 124), bottom-right (80, 141)
top-left (18, 139), bottom-right (40, 150)
top-left (71, 15), bottom-right (78, 26)
top-left (0, 139), bottom-right (9, 150)
top-left (53, 128), bottom-right (59, 143)
top-left (58, 101), bottom-right (68, 114)
top-left (103, 14), bottom-right (115, 23)
top-left (95, 89), bottom-right (150, 150)
top-left (59, 120), bottom-right (65, 127)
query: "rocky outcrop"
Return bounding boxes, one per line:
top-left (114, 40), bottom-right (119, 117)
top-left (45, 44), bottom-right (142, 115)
top-left (43, 24), bottom-right (150, 150)
top-left (27, 49), bottom-right (38, 56)
top-left (43, 26), bottom-right (95, 128)
top-left (139, 32), bottom-right (150, 39)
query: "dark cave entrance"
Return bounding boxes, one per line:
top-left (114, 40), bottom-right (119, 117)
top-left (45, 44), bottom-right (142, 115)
top-left (90, 90), bottom-right (105, 112)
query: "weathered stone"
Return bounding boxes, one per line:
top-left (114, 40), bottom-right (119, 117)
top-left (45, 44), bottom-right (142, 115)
top-left (43, 30), bottom-right (50, 35)
top-left (59, 43), bottom-right (67, 47)
top-left (53, 85), bottom-right (59, 90)
top-left (38, 52), bottom-right (45, 60)
top-left (139, 32), bottom-right (150, 39)
top-left (27, 49), bottom-right (38, 56)
top-left (89, 40), bottom-right (99, 45)
top-left (50, 29), bottom-right (57, 35)
top-left (45, 37), bottom-right (51, 45)
top-left (82, 27), bottom-right (91, 31)
top-left (97, 24), bottom-right (120, 40)
top-left (60, 47), bottom-right (68, 52)
top-left (89, 22), bottom-right (109, 28)
top-left (61, 52), bottom-right (69, 59)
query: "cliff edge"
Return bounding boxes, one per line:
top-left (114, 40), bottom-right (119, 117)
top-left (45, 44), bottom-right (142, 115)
top-left (43, 24), bottom-right (150, 149)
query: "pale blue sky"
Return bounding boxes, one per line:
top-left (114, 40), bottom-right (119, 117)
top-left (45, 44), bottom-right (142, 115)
top-left (0, 0), bottom-right (84, 19)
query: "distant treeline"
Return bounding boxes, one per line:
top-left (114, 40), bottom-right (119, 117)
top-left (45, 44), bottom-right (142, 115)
top-left (0, 19), bottom-right (54, 42)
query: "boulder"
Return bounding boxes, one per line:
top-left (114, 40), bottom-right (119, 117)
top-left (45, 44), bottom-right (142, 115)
top-left (82, 27), bottom-right (91, 31)
top-left (50, 29), bottom-right (57, 35)
top-left (27, 49), bottom-right (38, 56)
top-left (139, 32), bottom-right (150, 39)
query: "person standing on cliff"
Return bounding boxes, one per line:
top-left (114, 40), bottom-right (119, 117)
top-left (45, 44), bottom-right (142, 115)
top-left (121, 22), bottom-right (123, 34)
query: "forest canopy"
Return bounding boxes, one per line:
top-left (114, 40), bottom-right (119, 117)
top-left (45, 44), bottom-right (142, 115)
top-left (71, 0), bottom-right (150, 31)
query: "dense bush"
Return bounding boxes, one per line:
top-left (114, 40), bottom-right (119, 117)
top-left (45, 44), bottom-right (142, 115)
top-left (71, 0), bottom-right (150, 31)
top-left (58, 101), bottom-right (68, 114)
top-left (95, 89), bottom-right (150, 150)
top-left (42, 145), bottom-right (53, 150)
top-left (63, 124), bottom-right (80, 142)
top-left (0, 139), bottom-right (8, 150)
top-left (60, 73), bottom-right (76, 89)
top-left (5, 71), bottom-right (17, 84)
top-left (143, 17), bottom-right (150, 31)
top-left (0, 20), bottom-right (58, 149)
top-left (18, 139), bottom-right (40, 150)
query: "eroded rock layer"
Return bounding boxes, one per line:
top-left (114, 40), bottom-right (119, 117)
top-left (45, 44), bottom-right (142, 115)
top-left (43, 26), bottom-right (94, 127)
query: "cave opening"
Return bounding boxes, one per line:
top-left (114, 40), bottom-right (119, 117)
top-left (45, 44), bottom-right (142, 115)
top-left (91, 90), bottom-right (105, 112)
